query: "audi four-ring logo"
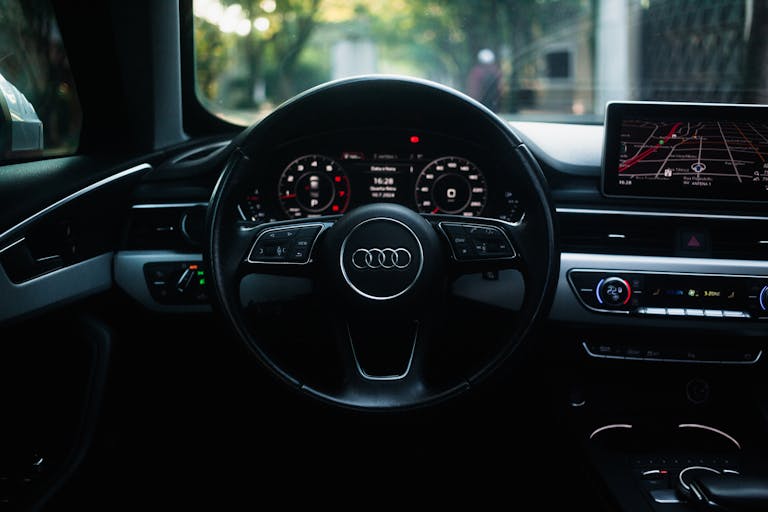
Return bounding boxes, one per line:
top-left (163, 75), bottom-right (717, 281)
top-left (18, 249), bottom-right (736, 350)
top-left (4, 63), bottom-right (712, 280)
top-left (351, 247), bottom-right (412, 269)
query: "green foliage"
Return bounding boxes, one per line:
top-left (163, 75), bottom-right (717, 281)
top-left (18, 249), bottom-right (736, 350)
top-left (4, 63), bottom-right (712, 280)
top-left (194, 0), bottom-right (593, 120)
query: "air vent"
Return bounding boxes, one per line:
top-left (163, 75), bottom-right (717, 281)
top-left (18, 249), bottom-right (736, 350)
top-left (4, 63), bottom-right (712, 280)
top-left (123, 205), bottom-right (207, 251)
top-left (560, 212), bottom-right (673, 256)
top-left (559, 210), bottom-right (768, 260)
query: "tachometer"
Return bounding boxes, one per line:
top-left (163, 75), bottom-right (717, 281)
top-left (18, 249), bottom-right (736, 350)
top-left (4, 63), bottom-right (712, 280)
top-left (278, 155), bottom-right (351, 218)
top-left (415, 156), bottom-right (487, 216)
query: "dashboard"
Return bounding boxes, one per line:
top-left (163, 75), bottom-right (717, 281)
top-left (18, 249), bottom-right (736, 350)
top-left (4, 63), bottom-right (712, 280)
top-left (236, 129), bottom-right (523, 224)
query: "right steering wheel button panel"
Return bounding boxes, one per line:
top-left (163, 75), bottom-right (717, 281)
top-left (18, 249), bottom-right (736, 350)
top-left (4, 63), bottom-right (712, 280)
top-left (440, 222), bottom-right (516, 260)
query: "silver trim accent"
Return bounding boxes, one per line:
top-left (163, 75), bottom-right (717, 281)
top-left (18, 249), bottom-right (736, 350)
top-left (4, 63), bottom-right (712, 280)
top-left (0, 237), bottom-right (26, 255)
top-left (650, 489), bottom-right (681, 504)
top-left (352, 247), bottom-right (412, 269)
top-left (246, 223), bottom-right (326, 265)
top-left (589, 423), bottom-right (632, 439)
top-left (678, 423), bottom-right (741, 449)
top-left (582, 341), bottom-right (763, 365)
top-left (679, 466), bottom-right (720, 491)
top-left (347, 322), bottom-right (418, 381)
top-left (340, 217), bottom-right (424, 301)
top-left (436, 221), bottom-right (517, 261)
top-left (114, 251), bottom-right (211, 313)
top-left (556, 207), bottom-right (768, 221)
top-left (0, 253), bottom-right (112, 322)
top-left (0, 163), bottom-right (151, 245)
top-left (131, 202), bottom-right (208, 209)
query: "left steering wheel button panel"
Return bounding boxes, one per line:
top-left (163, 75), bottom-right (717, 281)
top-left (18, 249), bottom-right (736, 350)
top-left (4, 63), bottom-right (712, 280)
top-left (248, 225), bottom-right (322, 263)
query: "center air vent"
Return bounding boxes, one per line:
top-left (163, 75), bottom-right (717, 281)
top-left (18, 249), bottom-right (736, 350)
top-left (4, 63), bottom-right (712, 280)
top-left (559, 211), bottom-right (768, 260)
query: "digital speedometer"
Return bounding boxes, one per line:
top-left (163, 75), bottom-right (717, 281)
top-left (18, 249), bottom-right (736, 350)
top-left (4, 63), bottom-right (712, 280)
top-left (415, 156), bottom-right (487, 216)
top-left (278, 154), bottom-right (351, 218)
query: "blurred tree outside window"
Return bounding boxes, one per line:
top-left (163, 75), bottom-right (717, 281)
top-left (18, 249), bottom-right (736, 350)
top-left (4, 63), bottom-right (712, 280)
top-left (193, 0), bottom-right (768, 125)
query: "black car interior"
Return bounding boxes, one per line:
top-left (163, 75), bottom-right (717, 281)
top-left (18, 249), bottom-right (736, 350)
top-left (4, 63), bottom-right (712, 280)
top-left (1, 1), bottom-right (767, 510)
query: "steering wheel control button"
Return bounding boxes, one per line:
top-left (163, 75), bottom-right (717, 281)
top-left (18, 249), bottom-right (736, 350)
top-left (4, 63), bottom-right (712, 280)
top-left (340, 218), bottom-right (423, 300)
top-left (439, 222), bottom-right (515, 261)
top-left (249, 224), bottom-right (323, 264)
top-left (596, 276), bottom-right (632, 307)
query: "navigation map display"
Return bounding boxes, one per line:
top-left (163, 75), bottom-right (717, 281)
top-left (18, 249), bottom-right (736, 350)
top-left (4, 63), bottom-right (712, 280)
top-left (602, 102), bottom-right (768, 201)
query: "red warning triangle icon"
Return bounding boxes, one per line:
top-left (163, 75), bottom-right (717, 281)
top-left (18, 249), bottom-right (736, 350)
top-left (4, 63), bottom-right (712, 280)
top-left (687, 235), bottom-right (701, 248)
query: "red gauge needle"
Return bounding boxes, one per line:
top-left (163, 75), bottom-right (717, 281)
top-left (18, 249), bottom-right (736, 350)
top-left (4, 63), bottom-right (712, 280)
top-left (280, 193), bottom-right (297, 199)
top-left (432, 207), bottom-right (440, 213)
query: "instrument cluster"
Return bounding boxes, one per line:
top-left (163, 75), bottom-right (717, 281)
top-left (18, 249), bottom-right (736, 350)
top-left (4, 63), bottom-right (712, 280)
top-left (236, 129), bottom-right (523, 224)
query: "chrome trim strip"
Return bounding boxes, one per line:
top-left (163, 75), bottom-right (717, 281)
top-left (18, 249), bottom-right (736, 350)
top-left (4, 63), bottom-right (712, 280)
top-left (679, 466), bottom-right (720, 491)
top-left (0, 237), bottom-right (26, 255)
top-left (131, 202), bottom-right (208, 209)
top-left (650, 489), bottom-right (682, 504)
top-left (589, 423), bottom-right (632, 439)
top-left (0, 163), bottom-right (151, 245)
top-left (678, 424), bottom-right (741, 450)
top-left (556, 207), bottom-right (768, 221)
top-left (582, 342), bottom-right (762, 365)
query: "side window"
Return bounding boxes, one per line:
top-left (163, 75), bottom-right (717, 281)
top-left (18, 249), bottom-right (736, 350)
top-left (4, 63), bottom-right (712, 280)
top-left (0, 0), bottom-right (81, 161)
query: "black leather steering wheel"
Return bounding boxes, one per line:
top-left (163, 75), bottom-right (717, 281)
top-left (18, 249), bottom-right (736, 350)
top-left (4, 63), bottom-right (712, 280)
top-left (206, 77), bottom-right (558, 410)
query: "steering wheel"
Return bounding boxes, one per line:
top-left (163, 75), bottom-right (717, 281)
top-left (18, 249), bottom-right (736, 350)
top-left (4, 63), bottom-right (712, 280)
top-left (206, 77), bottom-right (558, 410)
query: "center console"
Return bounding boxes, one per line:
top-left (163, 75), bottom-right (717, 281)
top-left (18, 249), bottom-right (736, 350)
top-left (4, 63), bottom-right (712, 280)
top-left (554, 101), bottom-right (768, 512)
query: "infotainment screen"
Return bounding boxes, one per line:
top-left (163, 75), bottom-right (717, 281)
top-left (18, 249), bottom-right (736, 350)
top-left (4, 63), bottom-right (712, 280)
top-left (602, 102), bottom-right (768, 201)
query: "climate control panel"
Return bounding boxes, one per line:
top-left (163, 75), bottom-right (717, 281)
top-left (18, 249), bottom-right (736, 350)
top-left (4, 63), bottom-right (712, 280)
top-left (569, 270), bottom-right (768, 319)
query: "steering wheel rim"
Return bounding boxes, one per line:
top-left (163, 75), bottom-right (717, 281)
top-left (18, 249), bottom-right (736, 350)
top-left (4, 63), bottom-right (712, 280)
top-left (206, 76), bottom-right (559, 411)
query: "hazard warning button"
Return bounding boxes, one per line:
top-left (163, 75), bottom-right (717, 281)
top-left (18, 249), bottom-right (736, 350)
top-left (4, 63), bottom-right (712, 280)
top-left (678, 229), bottom-right (710, 255)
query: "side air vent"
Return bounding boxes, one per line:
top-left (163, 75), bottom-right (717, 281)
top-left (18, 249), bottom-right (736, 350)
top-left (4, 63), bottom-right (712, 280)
top-left (559, 211), bottom-right (768, 260)
top-left (123, 204), bottom-right (207, 251)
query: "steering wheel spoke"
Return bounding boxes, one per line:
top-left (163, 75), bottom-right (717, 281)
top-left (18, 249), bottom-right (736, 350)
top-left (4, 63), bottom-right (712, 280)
top-left (331, 314), bottom-right (441, 408)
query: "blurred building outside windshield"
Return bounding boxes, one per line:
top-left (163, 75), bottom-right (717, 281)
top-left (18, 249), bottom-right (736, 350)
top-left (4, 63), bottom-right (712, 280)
top-left (193, 0), bottom-right (768, 125)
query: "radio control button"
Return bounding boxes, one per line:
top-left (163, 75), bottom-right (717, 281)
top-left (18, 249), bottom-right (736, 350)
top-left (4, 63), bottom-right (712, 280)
top-left (685, 309), bottom-right (705, 317)
top-left (666, 308), bottom-right (686, 316)
top-left (642, 307), bottom-right (667, 316)
top-left (704, 309), bottom-right (724, 317)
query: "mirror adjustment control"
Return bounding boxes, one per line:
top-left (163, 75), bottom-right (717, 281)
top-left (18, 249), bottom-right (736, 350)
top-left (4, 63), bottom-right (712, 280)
top-left (596, 276), bottom-right (632, 307)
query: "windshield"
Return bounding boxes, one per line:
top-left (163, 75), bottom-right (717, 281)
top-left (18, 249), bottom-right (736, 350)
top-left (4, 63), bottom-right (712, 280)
top-left (192, 0), bottom-right (765, 125)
